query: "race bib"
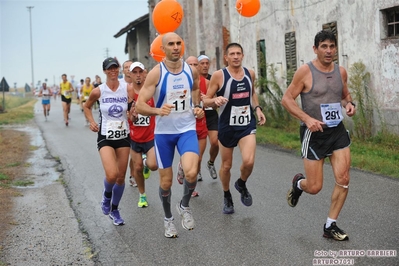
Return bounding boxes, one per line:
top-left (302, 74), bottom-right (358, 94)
top-left (320, 102), bottom-right (343, 127)
top-left (84, 96), bottom-right (89, 100)
top-left (63, 91), bottom-right (71, 97)
top-left (133, 114), bottom-right (150, 126)
top-left (167, 89), bottom-right (189, 113)
top-left (106, 121), bottom-right (128, 140)
top-left (230, 105), bottom-right (251, 126)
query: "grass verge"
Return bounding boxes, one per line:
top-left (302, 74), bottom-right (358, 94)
top-left (0, 95), bottom-right (36, 125)
top-left (0, 95), bottom-right (36, 263)
top-left (256, 124), bottom-right (399, 179)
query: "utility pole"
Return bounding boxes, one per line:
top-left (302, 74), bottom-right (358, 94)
top-left (27, 6), bottom-right (35, 93)
top-left (104, 47), bottom-right (109, 58)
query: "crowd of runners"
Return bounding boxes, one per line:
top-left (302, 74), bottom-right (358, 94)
top-left (36, 30), bottom-right (356, 241)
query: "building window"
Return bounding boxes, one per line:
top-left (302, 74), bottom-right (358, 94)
top-left (382, 6), bottom-right (399, 38)
top-left (285, 32), bottom-right (297, 86)
top-left (322, 22), bottom-right (339, 64)
top-left (256, 39), bottom-right (266, 79)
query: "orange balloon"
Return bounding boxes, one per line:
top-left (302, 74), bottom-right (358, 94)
top-left (236, 0), bottom-right (261, 17)
top-left (150, 34), bottom-right (164, 62)
top-left (152, 0), bottom-right (184, 34)
top-left (150, 34), bottom-right (185, 63)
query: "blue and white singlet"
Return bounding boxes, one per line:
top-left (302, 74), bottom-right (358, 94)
top-left (153, 61), bottom-right (196, 134)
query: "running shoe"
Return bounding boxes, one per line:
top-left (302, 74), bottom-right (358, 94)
top-left (197, 171), bottom-right (203, 181)
top-left (287, 173), bottom-right (305, 207)
top-left (142, 154), bottom-right (150, 179)
top-left (101, 194), bottom-right (111, 215)
top-left (234, 180), bottom-right (253, 206)
top-left (138, 194), bottom-right (148, 208)
top-left (191, 191), bottom-right (199, 197)
top-left (323, 222), bottom-right (349, 241)
top-left (129, 176), bottom-right (137, 187)
top-left (176, 202), bottom-right (195, 230)
top-left (164, 218), bottom-right (178, 238)
top-left (207, 161), bottom-right (217, 179)
top-left (176, 162), bottom-right (184, 185)
top-left (109, 209), bottom-right (125, 226)
top-left (223, 197), bottom-right (234, 214)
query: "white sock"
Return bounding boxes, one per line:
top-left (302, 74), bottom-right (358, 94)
top-left (297, 179), bottom-right (303, 190)
top-left (326, 217), bottom-right (336, 228)
top-left (140, 193), bottom-right (146, 197)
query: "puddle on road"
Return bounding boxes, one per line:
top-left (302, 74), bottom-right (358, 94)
top-left (7, 125), bottom-right (62, 189)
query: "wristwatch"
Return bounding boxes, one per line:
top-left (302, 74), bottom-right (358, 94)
top-left (254, 105), bottom-right (263, 111)
top-left (348, 101), bottom-right (356, 107)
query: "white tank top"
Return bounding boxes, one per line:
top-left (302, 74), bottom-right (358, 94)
top-left (42, 88), bottom-right (51, 100)
top-left (98, 82), bottom-right (130, 139)
top-left (153, 61), bottom-right (196, 134)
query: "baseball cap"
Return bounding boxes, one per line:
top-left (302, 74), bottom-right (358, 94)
top-left (198, 55), bottom-right (210, 62)
top-left (102, 57), bottom-right (120, 70)
top-left (129, 62), bottom-right (145, 71)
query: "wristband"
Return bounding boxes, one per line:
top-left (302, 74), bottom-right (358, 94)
top-left (194, 104), bottom-right (202, 108)
top-left (348, 101), bottom-right (356, 108)
top-left (254, 105), bottom-right (263, 111)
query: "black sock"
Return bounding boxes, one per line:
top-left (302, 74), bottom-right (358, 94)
top-left (208, 160), bottom-right (214, 165)
top-left (104, 190), bottom-right (112, 199)
top-left (237, 178), bottom-right (246, 188)
top-left (224, 190), bottom-right (232, 199)
top-left (111, 204), bottom-right (118, 211)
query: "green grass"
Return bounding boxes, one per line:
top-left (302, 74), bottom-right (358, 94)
top-left (12, 179), bottom-right (34, 187)
top-left (0, 173), bottom-right (9, 181)
top-left (0, 173), bottom-right (11, 188)
top-left (0, 94), bottom-right (36, 125)
top-left (256, 124), bottom-right (399, 179)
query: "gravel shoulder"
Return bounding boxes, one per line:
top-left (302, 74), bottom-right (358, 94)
top-left (0, 124), bottom-right (95, 266)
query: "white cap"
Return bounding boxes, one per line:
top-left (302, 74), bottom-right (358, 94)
top-left (129, 62), bottom-right (145, 71)
top-left (197, 55), bottom-right (210, 62)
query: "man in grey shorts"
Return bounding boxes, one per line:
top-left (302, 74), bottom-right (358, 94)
top-left (281, 30), bottom-right (356, 241)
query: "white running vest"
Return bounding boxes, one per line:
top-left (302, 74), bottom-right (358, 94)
top-left (98, 82), bottom-right (130, 139)
top-left (42, 88), bottom-right (51, 100)
top-left (153, 62), bottom-right (196, 134)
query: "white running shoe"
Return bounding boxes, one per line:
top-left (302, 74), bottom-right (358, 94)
top-left (164, 218), bottom-right (178, 238)
top-left (207, 162), bottom-right (217, 179)
top-left (176, 202), bottom-right (195, 230)
top-left (129, 176), bottom-right (137, 187)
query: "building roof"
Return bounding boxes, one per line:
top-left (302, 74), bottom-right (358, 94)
top-left (114, 13), bottom-right (149, 38)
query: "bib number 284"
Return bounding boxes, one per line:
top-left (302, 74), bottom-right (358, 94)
top-left (106, 121), bottom-right (128, 140)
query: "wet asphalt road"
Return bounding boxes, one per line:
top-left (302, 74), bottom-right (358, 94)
top-left (34, 100), bottom-right (398, 266)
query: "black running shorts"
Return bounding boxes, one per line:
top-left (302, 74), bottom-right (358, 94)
top-left (300, 122), bottom-right (351, 160)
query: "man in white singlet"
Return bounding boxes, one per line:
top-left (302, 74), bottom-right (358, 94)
top-left (136, 32), bottom-right (204, 238)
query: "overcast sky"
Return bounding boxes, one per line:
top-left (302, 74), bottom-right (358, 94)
top-left (1, 0), bottom-right (148, 89)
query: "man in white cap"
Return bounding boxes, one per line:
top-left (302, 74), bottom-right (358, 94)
top-left (198, 54), bottom-right (219, 180)
top-left (127, 62), bottom-right (157, 208)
